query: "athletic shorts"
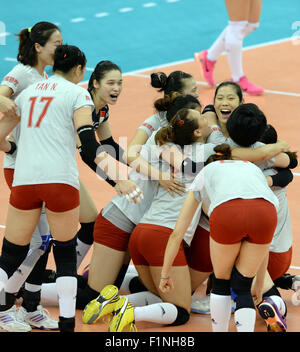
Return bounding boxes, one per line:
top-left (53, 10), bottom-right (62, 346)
top-left (129, 223), bottom-right (187, 266)
top-left (10, 183), bottom-right (79, 212)
top-left (185, 226), bottom-right (213, 272)
top-left (93, 210), bottom-right (132, 251)
top-left (209, 198), bottom-right (277, 245)
top-left (4, 168), bottom-right (14, 189)
top-left (268, 247), bottom-right (293, 281)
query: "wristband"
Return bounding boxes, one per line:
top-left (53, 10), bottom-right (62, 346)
top-left (6, 141), bottom-right (17, 155)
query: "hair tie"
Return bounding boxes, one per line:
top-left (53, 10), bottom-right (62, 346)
top-left (178, 119), bottom-right (184, 126)
top-left (28, 27), bottom-right (32, 33)
top-left (216, 152), bottom-right (223, 156)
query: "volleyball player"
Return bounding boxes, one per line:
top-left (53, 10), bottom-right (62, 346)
top-left (0, 44), bottom-right (137, 332)
top-left (75, 60), bottom-right (139, 269)
top-left (159, 139), bottom-right (292, 332)
top-left (194, 0), bottom-right (264, 95)
top-left (0, 21), bottom-right (62, 331)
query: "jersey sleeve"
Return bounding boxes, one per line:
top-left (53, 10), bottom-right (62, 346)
top-left (138, 114), bottom-right (161, 137)
top-left (207, 125), bottom-right (227, 144)
top-left (73, 88), bottom-right (94, 112)
top-left (1, 65), bottom-right (28, 96)
top-left (92, 105), bottom-right (109, 130)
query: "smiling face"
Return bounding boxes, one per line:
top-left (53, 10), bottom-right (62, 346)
top-left (188, 109), bottom-right (211, 141)
top-left (181, 78), bottom-right (199, 98)
top-left (36, 30), bottom-right (63, 66)
top-left (93, 69), bottom-right (123, 106)
top-left (214, 85), bottom-right (243, 126)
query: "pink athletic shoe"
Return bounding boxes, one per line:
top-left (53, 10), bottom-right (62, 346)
top-left (194, 50), bottom-right (216, 86)
top-left (235, 75), bottom-right (264, 95)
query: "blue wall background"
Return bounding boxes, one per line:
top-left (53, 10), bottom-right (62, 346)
top-left (0, 0), bottom-right (299, 79)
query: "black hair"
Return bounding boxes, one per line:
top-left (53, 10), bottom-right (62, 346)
top-left (155, 108), bottom-right (199, 147)
top-left (259, 124), bottom-right (278, 144)
top-left (226, 103), bottom-right (267, 147)
top-left (16, 21), bottom-right (60, 66)
top-left (88, 60), bottom-right (122, 94)
top-left (53, 45), bottom-right (86, 73)
top-left (151, 71), bottom-right (193, 96)
top-left (205, 143), bottom-right (232, 165)
top-left (214, 81), bottom-right (243, 103)
top-left (166, 94), bottom-right (201, 122)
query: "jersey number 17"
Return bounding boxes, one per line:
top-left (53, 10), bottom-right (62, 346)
top-left (28, 96), bottom-right (54, 128)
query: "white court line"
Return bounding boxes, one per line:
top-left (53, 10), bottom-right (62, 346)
top-left (127, 72), bottom-right (300, 98)
top-left (79, 37), bottom-right (299, 97)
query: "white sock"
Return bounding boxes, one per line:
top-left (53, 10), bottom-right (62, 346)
top-left (40, 283), bottom-right (59, 306)
top-left (269, 295), bottom-right (286, 316)
top-left (6, 248), bottom-right (43, 294)
top-left (25, 283), bottom-right (41, 293)
top-left (122, 291), bottom-right (162, 306)
top-left (134, 302), bottom-right (178, 325)
top-left (243, 22), bottom-right (259, 37)
top-left (234, 307), bottom-right (256, 332)
top-left (76, 239), bottom-right (91, 269)
top-left (119, 273), bottom-right (138, 293)
top-left (0, 269), bottom-right (8, 306)
top-left (225, 20), bottom-right (248, 81)
top-left (210, 293), bottom-right (232, 332)
top-left (207, 27), bottom-right (228, 61)
top-left (56, 277), bottom-right (77, 318)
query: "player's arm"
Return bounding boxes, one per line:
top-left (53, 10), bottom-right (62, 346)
top-left (160, 191), bottom-right (200, 293)
top-left (96, 119), bottom-right (127, 165)
top-left (74, 106), bottom-right (142, 201)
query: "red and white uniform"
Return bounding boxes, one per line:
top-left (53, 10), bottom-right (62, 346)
top-left (1, 64), bottom-right (47, 171)
top-left (190, 160), bottom-right (279, 245)
top-left (13, 74), bottom-right (94, 190)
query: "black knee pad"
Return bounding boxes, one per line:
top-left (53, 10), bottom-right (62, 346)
top-left (0, 238), bottom-right (30, 278)
top-left (230, 266), bottom-right (254, 310)
top-left (77, 222), bottom-right (95, 245)
top-left (211, 273), bottom-right (231, 295)
top-left (169, 305), bottom-right (190, 326)
top-left (26, 249), bottom-right (50, 286)
top-left (114, 264), bottom-right (129, 289)
top-left (76, 284), bottom-right (99, 310)
top-left (53, 238), bottom-right (77, 278)
top-left (129, 275), bottom-right (147, 293)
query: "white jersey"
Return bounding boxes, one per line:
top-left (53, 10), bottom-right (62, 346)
top-left (208, 127), bottom-right (274, 171)
top-left (140, 140), bottom-right (216, 244)
top-left (12, 74), bottom-right (94, 189)
top-left (111, 132), bottom-right (166, 225)
top-left (190, 160), bottom-right (279, 217)
top-left (111, 113), bottom-right (168, 224)
top-left (138, 112), bottom-right (168, 137)
top-left (1, 64), bottom-right (47, 169)
top-left (263, 168), bottom-right (292, 253)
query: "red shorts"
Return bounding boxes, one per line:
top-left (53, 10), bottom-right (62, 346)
top-left (129, 223), bottom-right (187, 267)
top-left (209, 198), bottom-right (277, 245)
top-left (4, 168), bottom-right (14, 190)
top-left (10, 183), bottom-right (79, 212)
top-left (93, 210), bottom-right (131, 251)
top-left (268, 247), bottom-right (293, 281)
top-left (185, 226), bottom-right (213, 272)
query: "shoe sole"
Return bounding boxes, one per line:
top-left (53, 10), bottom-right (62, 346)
top-left (109, 298), bottom-right (129, 332)
top-left (194, 51), bottom-right (215, 87)
top-left (258, 302), bottom-right (286, 332)
top-left (83, 286), bottom-right (119, 324)
top-left (0, 323), bottom-right (31, 332)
